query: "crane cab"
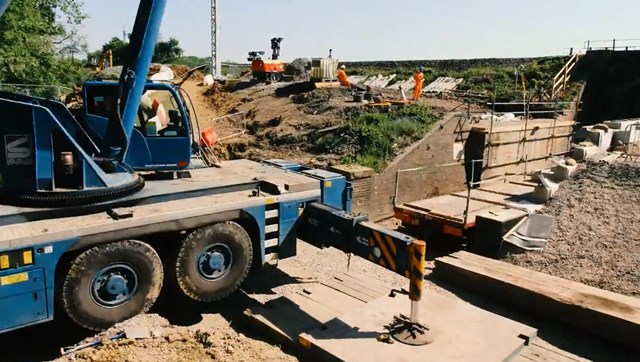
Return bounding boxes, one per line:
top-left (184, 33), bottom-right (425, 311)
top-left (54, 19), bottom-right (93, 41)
top-left (81, 81), bottom-right (194, 171)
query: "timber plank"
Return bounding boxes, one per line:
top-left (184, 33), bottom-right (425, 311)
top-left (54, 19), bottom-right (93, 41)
top-left (298, 284), bottom-right (365, 314)
top-left (339, 273), bottom-right (390, 297)
top-left (321, 279), bottom-right (376, 303)
top-left (433, 251), bottom-right (640, 348)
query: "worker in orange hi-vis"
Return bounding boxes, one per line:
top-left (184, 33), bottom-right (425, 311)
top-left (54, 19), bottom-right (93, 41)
top-left (337, 65), bottom-right (351, 88)
top-left (413, 66), bottom-right (424, 100)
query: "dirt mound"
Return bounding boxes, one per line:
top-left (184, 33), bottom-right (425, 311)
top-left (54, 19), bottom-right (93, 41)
top-left (203, 83), bottom-right (239, 115)
top-left (506, 161), bottom-right (640, 297)
top-left (285, 58), bottom-right (311, 81)
top-left (55, 314), bottom-right (296, 362)
top-left (292, 88), bottom-right (349, 116)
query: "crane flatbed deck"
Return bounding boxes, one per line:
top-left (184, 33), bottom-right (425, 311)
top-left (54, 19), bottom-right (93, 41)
top-left (0, 159), bottom-right (327, 249)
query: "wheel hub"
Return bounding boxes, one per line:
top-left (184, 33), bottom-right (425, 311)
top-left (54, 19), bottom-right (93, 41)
top-left (197, 243), bottom-right (233, 281)
top-left (106, 275), bottom-right (128, 295)
top-left (90, 264), bottom-right (139, 308)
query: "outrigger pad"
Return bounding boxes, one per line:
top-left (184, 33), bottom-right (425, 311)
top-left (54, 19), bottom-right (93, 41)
top-left (386, 314), bottom-right (434, 346)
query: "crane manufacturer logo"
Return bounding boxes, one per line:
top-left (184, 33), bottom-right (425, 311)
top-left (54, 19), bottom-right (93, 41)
top-left (5, 134), bottom-right (34, 166)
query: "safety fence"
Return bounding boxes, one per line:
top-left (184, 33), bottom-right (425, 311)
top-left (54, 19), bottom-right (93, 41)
top-left (196, 112), bottom-right (246, 166)
top-left (584, 39), bottom-right (640, 52)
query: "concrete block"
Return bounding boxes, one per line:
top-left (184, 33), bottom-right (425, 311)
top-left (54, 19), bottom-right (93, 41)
top-left (589, 129), bottom-right (613, 151)
top-left (573, 145), bottom-right (604, 161)
top-left (611, 126), bottom-right (640, 146)
top-left (531, 175), bottom-right (559, 203)
top-left (551, 163), bottom-right (578, 182)
top-left (603, 119), bottom-right (640, 130)
top-left (574, 126), bottom-right (593, 142)
top-left (328, 164), bottom-right (375, 180)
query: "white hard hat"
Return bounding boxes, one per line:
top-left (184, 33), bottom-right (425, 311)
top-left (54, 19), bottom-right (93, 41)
top-left (340, 65), bottom-right (346, 69)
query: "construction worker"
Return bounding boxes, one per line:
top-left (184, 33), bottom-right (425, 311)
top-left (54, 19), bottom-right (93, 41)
top-left (338, 65), bottom-right (351, 88)
top-left (413, 66), bottom-right (424, 100)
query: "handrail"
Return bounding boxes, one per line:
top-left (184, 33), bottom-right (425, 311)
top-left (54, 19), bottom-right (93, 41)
top-left (552, 52), bottom-right (581, 99)
top-left (584, 38), bottom-right (640, 51)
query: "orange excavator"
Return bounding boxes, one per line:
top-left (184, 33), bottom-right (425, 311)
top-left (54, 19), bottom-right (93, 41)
top-left (248, 37), bottom-right (285, 82)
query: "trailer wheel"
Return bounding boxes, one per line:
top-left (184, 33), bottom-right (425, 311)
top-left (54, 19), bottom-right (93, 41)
top-left (61, 240), bottom-right (163, 331)
top-left (174, 221), bottom-right (253, 302)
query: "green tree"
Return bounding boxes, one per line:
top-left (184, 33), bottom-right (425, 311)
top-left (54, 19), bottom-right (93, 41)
top-left (0, 0), bottom-right (87, 95)
top-left (90, 36), bottom-right (184, 66)
top-left (152, 37), bottom-right (183, 63)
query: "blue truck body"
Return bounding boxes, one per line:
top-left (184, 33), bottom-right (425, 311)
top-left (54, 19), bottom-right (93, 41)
top-left (0, 160), bottom-right (354, 334)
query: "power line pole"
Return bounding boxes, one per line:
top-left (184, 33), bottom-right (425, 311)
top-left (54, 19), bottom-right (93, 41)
top-left (211, 0), bottom-right (221, 77)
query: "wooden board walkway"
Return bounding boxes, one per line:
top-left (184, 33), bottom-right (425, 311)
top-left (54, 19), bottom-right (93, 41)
top-left (433, 251), bottom-right (640, 349)
top-left (243, 267), bottom-right (597, 362)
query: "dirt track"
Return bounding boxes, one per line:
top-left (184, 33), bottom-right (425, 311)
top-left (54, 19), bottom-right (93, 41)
top-left (507, 160), bottom-right (640, 297)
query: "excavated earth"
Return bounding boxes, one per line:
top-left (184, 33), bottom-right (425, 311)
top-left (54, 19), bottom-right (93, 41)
top-left (54, 314), bottom-right (296, 362)
top-left (506, 160), bottom-right (640, 297)
top-left (186, 79), bottom-right (470, 168)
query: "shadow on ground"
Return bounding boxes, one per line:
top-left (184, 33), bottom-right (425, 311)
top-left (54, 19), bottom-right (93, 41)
top-left (428, 276), bottom-right (639, 362)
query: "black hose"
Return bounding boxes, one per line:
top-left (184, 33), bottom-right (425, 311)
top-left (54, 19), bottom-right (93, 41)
top-left (112, 68), bottom-right (131, 162)
top-left (178, 87), bottom-right (200, 147)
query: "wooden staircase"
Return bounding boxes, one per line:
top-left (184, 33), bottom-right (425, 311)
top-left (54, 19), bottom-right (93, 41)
top-left (552, 52), bottom-right (581, 99)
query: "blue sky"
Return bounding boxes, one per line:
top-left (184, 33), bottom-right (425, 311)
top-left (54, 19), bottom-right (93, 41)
top-left (82, 0), bottom-right (640, 62)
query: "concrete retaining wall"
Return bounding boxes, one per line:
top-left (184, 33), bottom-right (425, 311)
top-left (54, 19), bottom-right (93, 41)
top-left (359, 114), bottom-right (466, 220)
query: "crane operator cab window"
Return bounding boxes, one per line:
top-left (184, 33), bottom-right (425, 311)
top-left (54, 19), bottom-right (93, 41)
top-left (135, 89), bottom-right (188, 138)
top-left (84, 84), bottom-right (188, 139)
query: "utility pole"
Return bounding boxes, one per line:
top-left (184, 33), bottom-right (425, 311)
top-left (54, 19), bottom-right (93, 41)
top-left (211, 0), bottom-right (221, 78)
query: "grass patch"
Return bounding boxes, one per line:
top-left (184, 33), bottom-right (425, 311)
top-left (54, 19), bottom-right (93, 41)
top-left (315, 103), bottom-right (439, 171)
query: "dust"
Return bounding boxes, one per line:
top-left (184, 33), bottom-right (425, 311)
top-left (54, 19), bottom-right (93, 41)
top-left (506, 161), bottom-right (640, 297)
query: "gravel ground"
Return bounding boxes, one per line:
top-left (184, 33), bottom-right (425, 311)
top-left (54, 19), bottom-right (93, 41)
top-left (507, 160), bottom-right (640, 297)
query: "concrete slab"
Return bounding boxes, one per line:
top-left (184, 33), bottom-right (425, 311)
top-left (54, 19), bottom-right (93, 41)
top-left (572, 145), bottom-right (603, 161)
top-left (299, 291), bottom-right (537, 362)
top-left (329, 164), bottom-right (375, 180)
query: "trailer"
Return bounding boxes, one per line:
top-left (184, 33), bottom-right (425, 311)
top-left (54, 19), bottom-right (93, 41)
top-left (394, 177), bottom-right (545, 247)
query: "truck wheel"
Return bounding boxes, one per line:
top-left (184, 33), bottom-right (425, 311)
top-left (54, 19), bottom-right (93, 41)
top-left (61, 240), bottom-right (163, 331)
top-left (270, 72), bottom-right (282, 82)
top-left (175, 221), bottom-right (253, 302)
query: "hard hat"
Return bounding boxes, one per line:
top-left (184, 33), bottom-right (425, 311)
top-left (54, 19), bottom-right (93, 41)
top-left (340, 65), bottom-right (346, 69)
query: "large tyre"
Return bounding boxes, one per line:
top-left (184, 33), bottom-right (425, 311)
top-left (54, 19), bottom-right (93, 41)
top-left (175, 221), bottom-right (253, 302)
top-left (61, 240), bottom-right (163, 331)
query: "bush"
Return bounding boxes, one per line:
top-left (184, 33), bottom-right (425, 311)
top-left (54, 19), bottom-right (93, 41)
top-left (316, 104), bottom-right (439, 171)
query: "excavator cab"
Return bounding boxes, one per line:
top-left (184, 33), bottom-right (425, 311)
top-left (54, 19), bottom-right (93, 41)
top-left (82, 81), bottom-right (193, 171)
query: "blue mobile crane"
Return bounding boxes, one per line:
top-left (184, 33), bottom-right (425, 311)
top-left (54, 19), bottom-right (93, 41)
top-left (0, 0), bottom-right (428, 345)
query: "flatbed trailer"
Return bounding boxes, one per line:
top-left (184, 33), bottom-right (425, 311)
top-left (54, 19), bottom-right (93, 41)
top-left (394, 178), bottom-right (544, 240)
top-left (0, 159), bottom-right (425, 336)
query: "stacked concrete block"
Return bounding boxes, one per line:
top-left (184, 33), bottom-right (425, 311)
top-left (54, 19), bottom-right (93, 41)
top-left (604, 119), bottom-right (640, 146)
top-left (588, 128), bottom-right (613, 151)
top-left (573, 145), bottom-right (603, 161)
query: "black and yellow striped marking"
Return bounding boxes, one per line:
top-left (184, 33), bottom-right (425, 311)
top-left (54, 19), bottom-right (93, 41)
top-left (409, 240), bottom-right (426, 302)
top-left (368, 230), bottom-right (398, 271)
